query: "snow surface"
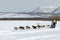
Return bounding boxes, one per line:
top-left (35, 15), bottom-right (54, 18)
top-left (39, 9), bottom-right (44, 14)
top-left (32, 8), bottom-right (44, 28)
top-left (0, 20), bottom-right (60, 40)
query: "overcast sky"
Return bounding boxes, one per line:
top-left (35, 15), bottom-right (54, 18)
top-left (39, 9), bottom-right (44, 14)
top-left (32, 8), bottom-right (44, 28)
top-left (0, 0), bottom-right (60, 12)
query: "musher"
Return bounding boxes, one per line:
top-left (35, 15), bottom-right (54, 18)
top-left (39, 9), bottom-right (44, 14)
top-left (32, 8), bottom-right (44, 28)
top-left (50, 16), bottom-right (57, 28)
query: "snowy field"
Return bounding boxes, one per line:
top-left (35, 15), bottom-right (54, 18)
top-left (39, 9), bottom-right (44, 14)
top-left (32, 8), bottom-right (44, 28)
top-left (0, 20), bottom-right (60, 40)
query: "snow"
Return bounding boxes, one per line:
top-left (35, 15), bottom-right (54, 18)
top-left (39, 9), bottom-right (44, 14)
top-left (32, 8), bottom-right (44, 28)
top-left (0, 20), bottom-right (60, 40)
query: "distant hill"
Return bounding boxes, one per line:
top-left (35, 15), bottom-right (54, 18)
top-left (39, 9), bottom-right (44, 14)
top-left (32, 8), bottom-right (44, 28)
top-left (0, 6), bottom-right (60, 20)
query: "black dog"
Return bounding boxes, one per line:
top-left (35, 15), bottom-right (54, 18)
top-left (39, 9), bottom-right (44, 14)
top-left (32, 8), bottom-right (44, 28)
top-left (32, 25), bottom-right (37, 29)
top-left (37, 25), bottom-right (41, 28)
top-left (19, 26), bottom-right (25, 30)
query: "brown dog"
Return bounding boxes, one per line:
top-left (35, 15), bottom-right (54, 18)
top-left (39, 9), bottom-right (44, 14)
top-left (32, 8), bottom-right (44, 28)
top-left (14, 27), bottom-right (18, 30)
top-left (26, 26), bottom-right (30, 29)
